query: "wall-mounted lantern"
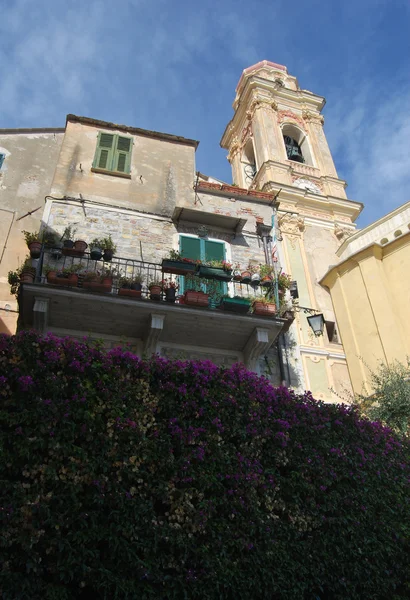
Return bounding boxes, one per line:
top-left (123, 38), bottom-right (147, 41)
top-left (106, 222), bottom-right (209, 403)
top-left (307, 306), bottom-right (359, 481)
top-left (307, 313), bottom-right (325, 337)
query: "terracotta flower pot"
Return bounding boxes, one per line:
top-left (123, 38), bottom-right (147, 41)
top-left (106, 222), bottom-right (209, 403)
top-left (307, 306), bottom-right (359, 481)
top-left (20, 269), bottom-right (36, 283)
top-left (241, 271), bottom-right (252, 284)
top-left (253, 301), bottom-right (276, 316)
top-left (184, 291), bottom-right (209, 307)
top-left (28, 241), bottom-right (42, 259)
top-left (149, 285), bottom-right (162, 300)
top-left (118, 288), bottom-right (142, 298)
top-left (74, 240), bottom-right (88, 254)
top-left (46, 271), bottom-right (58, 284)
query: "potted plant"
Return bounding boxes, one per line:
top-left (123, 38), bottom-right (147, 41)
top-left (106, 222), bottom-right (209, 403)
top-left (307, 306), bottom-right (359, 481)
top-left (252, 295), bottom-right (277, 316)
top-left (74, 239), bottom-right (88, 255)
top-left (89, 238), bottom-right (104, 261)
top-left (197, 260), bottom-right (233, 282)
top-left (220, 294), bottom-right (252, 314)
top-left (43, 231), bottom-right (64, 259)
top-left (22, 230), bottom-right (42, 259)
top-left (277, 271), bottom-right (292, 298)
top-left (148, 279), bottom-right (162, 300)
top-left (101, 235), bottom-right (117, 262)
top-left (259, 264), bottom-right (275, 287)
top-left (53, 265), bottom-right (81, 287)
top-left (184, 289), bottom-right (209, 307)
top-left (240, 268), bottom-right (252, 284)
top-left (61, 226), bottom-right (77, 256)
top-left (162, 279), bottom-right (178, 303)
top-left (118, 273), bottom-right (144, 298)
top-left (8, 258), bottom-right (36, 295)
top-left (232, 264), bottom-right (242, 281)
top-left (248, 264), bottom-right (260, 287)
top-left (82, 270), bottom-right (112, 293)
top-left (162, 249), bottom-right (198, 275)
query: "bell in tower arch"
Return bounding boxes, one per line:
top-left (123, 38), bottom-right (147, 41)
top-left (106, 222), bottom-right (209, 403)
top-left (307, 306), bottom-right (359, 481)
top-left (283, 135), bottom-right (305, 164)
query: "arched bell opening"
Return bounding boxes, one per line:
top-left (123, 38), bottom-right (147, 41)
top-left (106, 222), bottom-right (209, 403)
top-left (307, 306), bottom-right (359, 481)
top-left (241, 139), bottom-right (257, 186)
top-left (281, 123), bottom-right (314, 166)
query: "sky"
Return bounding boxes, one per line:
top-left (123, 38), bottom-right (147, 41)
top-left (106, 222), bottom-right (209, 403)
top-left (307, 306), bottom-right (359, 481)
top-left (1, 0), bottom-right (409, 227)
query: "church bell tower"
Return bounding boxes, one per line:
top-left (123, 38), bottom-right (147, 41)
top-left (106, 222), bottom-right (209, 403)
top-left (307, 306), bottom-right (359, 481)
top-left (221, 60), bottom-right (363, 403)
top-left (220, 60), bottom-right (347, 200)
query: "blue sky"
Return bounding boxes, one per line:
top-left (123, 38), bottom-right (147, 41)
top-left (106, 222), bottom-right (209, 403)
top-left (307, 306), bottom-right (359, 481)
top-left (1, 0), bottom-right (409, 227)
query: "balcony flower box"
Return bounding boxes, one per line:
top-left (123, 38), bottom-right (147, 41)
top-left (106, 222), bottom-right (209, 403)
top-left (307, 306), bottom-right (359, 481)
top-left (162, 259), bottom-right (197, 276)
top-left (253, 301), bottom-right (276, 316)
top-left (197, 266), bottom-right (232, 282)
top-left (83, 280), bottom-right (112, 293)
top-left (118, 284), bottom-right (142, 299)
top-left (48, 272), bottom-right (79, 287)
top-left (221, 296), bottom-right (251, 314)
top-left (184, 290), bottom-right (209, 307)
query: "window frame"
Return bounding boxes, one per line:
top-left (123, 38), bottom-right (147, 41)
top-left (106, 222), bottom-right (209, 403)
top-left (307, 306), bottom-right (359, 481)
top-left (91, 132), bottom-right (133, 178)
top-left (178, 234), bottom-right (229, 298)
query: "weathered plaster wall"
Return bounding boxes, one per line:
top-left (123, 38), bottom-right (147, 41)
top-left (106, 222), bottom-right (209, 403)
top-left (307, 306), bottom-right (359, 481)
top-left (50, 122), bottom-right (196, 216)
top-left (0, 131), bottom-right (63, 333)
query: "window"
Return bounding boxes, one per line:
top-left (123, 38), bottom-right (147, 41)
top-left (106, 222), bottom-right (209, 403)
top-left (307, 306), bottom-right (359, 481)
top-left (0, 153), bottom-right (5, 169)
top-left (179, 235), bottom-right (227, 298)
top-left (325, 320), bottom-right (340, 344)
top-left (92, 132), bottom-right (132, 175)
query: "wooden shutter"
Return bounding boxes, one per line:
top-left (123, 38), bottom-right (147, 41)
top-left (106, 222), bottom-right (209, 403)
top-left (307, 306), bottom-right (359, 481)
top-left (204, 240), bottom-right (225, 262)
top-left (204, 240), bottom-right (226, 297)
top-left (180, 236), bottom-right (201, 260)
top-left (93, 132), bottom-right (114, 170)
top-left (114, 136), bottom-right (132, 173)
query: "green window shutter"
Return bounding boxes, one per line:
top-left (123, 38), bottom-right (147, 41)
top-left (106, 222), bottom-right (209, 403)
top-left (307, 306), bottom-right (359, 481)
top-left (180, 236), bottom-right (201, 260)
top-left (93, 132), bottom-right (115, 170)
top-left (204, 240), bottom-right (225, 262)
top-left (114, 136), bottom-right (132, 173)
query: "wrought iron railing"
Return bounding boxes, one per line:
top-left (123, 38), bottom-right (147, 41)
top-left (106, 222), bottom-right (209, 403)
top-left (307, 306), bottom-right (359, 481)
top-left (35, 247), bottom-right (279, 311)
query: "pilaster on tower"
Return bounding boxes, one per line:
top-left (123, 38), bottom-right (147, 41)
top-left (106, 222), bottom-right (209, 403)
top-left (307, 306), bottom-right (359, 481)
top-left (220, 60), bottom-right (348, 201)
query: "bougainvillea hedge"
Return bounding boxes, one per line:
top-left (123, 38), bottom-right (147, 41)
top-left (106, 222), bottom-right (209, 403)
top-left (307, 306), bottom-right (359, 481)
top-left (1, 332), bottom-right (409, 600)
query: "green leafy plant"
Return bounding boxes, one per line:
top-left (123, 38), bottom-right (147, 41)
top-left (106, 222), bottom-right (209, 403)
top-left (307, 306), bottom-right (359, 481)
top-left (62, 225), bottom-right (77, 241)
top-left (22, 230), bottom-right (40, 246)
top-left (259, 264), bottom-right (274, 279)
top-left (90, 237), bottom-right (104, 248)
top-left (8, 258), bottom-right (35, 295)
top-left (148, 278), bottom-right (162, 289)
top-left (101, 235), bottom-right (117, 253)
top-left (356, 358), bottom-right (410, 436)
top-left (277, 271), bottom-right (292, 289)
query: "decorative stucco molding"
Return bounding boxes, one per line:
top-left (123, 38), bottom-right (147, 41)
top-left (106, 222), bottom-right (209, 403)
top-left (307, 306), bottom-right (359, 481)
top-left (334, 223), bottom-right (353, 243)
top-left (278, 213), bottom-right (305, 248)
top-left (277, 109), bottom-right (306, 131)
top-left (302, 110), bottom-right (325, 125)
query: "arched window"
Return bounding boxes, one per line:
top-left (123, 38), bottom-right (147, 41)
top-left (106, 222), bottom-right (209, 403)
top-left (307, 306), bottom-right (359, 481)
top-left (281, 123), bottom-right (314, 166)
top-left (242, 139), bottom-right (257, 185)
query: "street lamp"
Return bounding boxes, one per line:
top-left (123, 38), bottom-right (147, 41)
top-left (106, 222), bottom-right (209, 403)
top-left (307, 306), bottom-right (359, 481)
top-left (307, 313), bottom-right (325, 337)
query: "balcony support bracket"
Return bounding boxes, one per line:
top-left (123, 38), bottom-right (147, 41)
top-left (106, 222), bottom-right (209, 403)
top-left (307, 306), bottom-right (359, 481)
top-left (244, 327), bottom-right (271, 372)
top-left (144, 313), bottom-right (165, 356)
top-left (33, 297), bottom-right (49, 333)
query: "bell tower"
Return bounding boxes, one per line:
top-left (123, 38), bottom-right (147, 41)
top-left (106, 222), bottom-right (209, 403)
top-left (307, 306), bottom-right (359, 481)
top-left (220, 60), bottom-right (347, 200)
top-left (221, 60), bottom-right (363, 403)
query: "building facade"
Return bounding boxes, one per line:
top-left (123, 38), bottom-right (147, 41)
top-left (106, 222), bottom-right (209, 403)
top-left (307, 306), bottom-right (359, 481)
top-left (321, 200), bottom-right (410, 395)
top-left (0, 128), bottom-right (64, 334)
top-left (5, 61), bottom-right (369, 401)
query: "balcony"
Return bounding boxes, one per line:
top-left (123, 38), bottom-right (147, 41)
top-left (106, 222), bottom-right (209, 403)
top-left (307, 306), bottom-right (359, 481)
top-left (19, 248), bottom-right (285, 370)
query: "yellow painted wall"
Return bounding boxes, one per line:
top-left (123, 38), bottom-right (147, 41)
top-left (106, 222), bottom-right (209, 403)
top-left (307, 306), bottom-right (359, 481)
top-left (321, 233), bottom-right (410, 394)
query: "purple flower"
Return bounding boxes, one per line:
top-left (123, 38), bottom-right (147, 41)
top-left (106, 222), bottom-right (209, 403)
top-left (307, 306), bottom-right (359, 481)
top-left (18, 375), bottom-right (34, 392)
